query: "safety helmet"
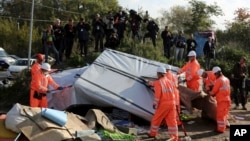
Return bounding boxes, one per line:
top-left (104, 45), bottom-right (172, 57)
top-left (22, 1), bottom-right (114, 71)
top-left (41, 63), bottom-right (51, 71)
top-left (165, 64), bottom-right (172, 70)
top-left (187, 51), bottom-right (196, 57)
top-left (212, 66), bottom-right (221, 73)
top-left (157, 66), bottom-right (166, 74)
top-left (36, 53), bottom-right (44, 61)
top-left (197, 69), bottom-right (205, 76)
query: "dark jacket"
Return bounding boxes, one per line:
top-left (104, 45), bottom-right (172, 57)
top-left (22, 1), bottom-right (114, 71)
top-left (203, 41), bottom-right (215, 58)
top-left (186, 39), bottom-right (197, 52)
top-left (77, 22), bottom-right (90, 41)
top-left (64, 24), bottom-right (76, 38)
top-left (232, 62), bottom-right (247, 81)
top-left (161, 30), bottom-right (173, 45)
top-left (53, 25), bottom-right (64, 40)
top-left (92, 18), bottom-right (106, 35)
top-left (173, 35), bottom-right (186, 48)
top-left (147, 21), bottom-right (159, 35)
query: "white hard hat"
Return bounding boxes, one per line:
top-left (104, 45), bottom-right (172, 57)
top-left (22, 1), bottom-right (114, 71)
top-left (165, 64), bottom-right (172, 70)
top-left (212, 66), bottom-right (221, 73)
top-left (41, 63), bottom-right (51, 71)
top-left (157, 66), bottom-right (166, 74)
top-left (187, 51), bottom-right (196, 57)
top-left (197, 69), bottom-right (205, 76)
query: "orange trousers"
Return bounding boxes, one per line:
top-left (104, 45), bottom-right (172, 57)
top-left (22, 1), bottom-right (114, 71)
top-left (30, 89), bottom-right (48, 108)
top-left (216, 101), bottom-right (231, 132)
top-left (149, 103), bottom-right (178, 141)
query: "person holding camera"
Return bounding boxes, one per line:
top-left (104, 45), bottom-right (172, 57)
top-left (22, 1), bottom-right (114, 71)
top-left (161, 26), bottom-right (173, 59)
top-left (203, 36), bottom-right (215, 70)
top-left (104, 11), bottom-right (115, 43)
top-left (173, 30), bottom-right (186, 63)
top-left (76, 18), bottom-right (90, 56)
top-left (53, 19), bottom-right (64, 62)
top-left (30, 63), bottom-right (63, 108)
top-left (92, 14), bottom-right (106, 52)
top-left (143, 18), bottom-right (159, 47)
top-left (186, 33), bottom-right (197, 61)
top-left (42, 24), bottom-right (60, 65)
top-left (64, 19), bottom-right (76, 60)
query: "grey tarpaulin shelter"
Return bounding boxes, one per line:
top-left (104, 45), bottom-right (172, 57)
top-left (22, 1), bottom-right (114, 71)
top-left (48, 49), bottom-right (180, 122)
top-left (48, 49), bottom-right (216, 122)
top-left (73, 49), bottom-right (180, 121)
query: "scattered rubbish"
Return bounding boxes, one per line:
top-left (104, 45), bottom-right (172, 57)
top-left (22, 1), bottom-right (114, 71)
top-left (180, 114), bottom-right (195, 121)
top-left (234, 115), bottom-right (245, 120)
top-left (187, 121), bottom-right (195, 124)
top-left (181, 110), bottom-right (191, 115)
top-left (76, 130), bottom-right (95, 137)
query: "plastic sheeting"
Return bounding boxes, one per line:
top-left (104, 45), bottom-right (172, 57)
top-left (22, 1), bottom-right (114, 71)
top-left (47, 67), bottom-right (88, 110)
top-left (48, 49), bottom-right (215, 122)
top-left (74, 49), bottom-right (180, 121)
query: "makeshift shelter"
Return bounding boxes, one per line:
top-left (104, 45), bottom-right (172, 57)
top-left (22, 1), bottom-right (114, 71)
top-left (48, 49), bottom-right (216, 122)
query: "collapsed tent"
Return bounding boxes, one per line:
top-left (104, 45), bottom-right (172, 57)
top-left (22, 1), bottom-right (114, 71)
top-left (48, 49), bottom-right (217, 122)
top-left (72, 49), bottom-right (180, 121)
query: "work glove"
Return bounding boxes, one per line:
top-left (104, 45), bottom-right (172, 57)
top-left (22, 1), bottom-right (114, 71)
top-left (153, 104), bottom-right (157, 109)
top-left (57, 86), bottom-right (64, 90)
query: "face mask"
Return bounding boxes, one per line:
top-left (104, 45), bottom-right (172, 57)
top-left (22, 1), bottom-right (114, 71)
top-left (43, 71), bottom-right (49, 77)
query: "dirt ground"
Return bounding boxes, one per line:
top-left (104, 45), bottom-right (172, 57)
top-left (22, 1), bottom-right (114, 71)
top-left (1, 102), bottom-right (249, 141)
top-left (145, 103), bottom-right (250, 141)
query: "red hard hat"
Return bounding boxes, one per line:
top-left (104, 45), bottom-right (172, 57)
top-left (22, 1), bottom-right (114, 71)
top-left (36, 53), bottom-right (44, 61)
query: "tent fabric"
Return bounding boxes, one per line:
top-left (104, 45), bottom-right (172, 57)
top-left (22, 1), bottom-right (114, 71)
top-left (73, 49), bottom-right (180, 121)
top-left (48, 49), bottom-right (215, 122)
top-left (47, 67), bottom-right (88, 110)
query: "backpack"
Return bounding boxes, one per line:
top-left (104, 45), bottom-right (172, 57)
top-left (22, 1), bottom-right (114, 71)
top-left (149, 21), bottom-right (159, 33)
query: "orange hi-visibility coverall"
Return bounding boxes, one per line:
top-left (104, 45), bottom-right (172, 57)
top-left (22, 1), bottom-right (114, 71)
top-left (203, 71), bottom-right (216, 91)
top-left (31, 62), bottom-right (41, 77)
top-left (30, 70), bottom-right (59, 108)
top-left (210, 75), bottom-right (231, 133)
top-left (149, 76), bottom-right (178, 141)
top-left (166, 71), bottom-right (181, 125)
top-left (179, 59), bottom-right (200, 92)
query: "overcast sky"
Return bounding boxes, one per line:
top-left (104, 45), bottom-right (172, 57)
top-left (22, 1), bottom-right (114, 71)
top-left (118, 0), bottom-right (250, 30)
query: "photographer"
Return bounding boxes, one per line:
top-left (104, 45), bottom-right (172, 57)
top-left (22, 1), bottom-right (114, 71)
top-left (143, 18), bottom-right (159, 47)
top-left (203, 36), bottom-right (215, 70)
top-left (173, 30), bottom-right (186, 63)
top-left (92, 14), bottom-right (106, 52)
top-left (129, 9), bottom-right (142, 41)
top-left (104, 11), bottom-right (115, 43)
top-left (77, 18), bottom-right (90, 56)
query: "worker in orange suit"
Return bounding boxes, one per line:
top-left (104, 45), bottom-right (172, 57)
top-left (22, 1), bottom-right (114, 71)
top-left (209, 66), bottom-right (231, 133)
top-left (31, 53), bottom-right (44, 77)
top-left (177, 50), bottom-right (201, 92)
top-left (149, 66), bottom-right (178, 141)
top-left (198, 69), bottom-right (216, 93)
top-left (30, 63), bottom-right (63, 108)
top-left (165, 64), bottom-right (181, 125)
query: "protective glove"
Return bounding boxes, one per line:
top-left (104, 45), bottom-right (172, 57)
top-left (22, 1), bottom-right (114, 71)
top-left (57, 86), bottom-right (64, 90)
top-left (153, 104), bottom-right (157, 109)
